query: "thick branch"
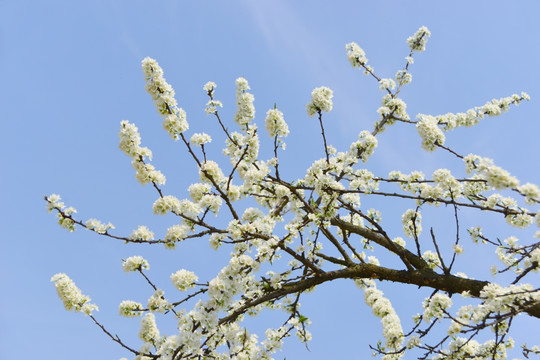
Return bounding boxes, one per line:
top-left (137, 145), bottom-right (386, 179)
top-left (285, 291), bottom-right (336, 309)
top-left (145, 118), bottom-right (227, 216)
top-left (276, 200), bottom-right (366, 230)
top-left (219, 263), bottom-right (540, 325)
top-left (330, 217), bottom-right (428, 270)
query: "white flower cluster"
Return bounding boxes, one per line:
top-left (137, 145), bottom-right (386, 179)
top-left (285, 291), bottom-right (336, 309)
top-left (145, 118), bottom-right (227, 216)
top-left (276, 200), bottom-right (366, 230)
top-left (349, 130), bottom-right (378, 163)
top-left (147, 289), bottom-right (170, 313)
top-left (424, 93), bottom-right (530, 132)
top-left (505, 212), bottom-right (534, 228)
top-left (263, 325), bottom-right (289, 352)
top-left (522, 247), bottom-right (540, 273)
top-left (223, 126), bottom-right (260, 167)
top-left (203, 194), bottom-right (224, 215)
top-left (264, 108), bottom-right (289, 138)
top-left (190, 132), bottom-right (212, 146)
top-left (142, 57), bottom-right (189, 139)
top-left (170, 269), bottom-right (198, 291)
top-left (203, 81), bottom-right (216, 93)
top-left (152, 195), bottom-right (181, 215)
top-left (422, 250), bottom-right (441, 270)
top-left (379, 78), bottom-right (396, 91)
top-left (46, 193), bottom-right (64, 213)
top-left (188, 183), bottom-right (211, 201)
top-left (407, 26), bottom-right (431, 52)
top-left (402, 209), bottom-right (422, 237)
top-left (303, 158), bottom-right (343, 197)
top-left (227, 211), bottom-right (276, 240)
top-left (480, 283), bottom-right (540, 314)
top-left (393, 237), bottom-right (406, 247)
top-left (395, 69), bottom-right (412, 86)
top-left (435, 337), bottom-right (512, 359)
top-left (133, 254), bottom-right (269, 359)
top-left (349, 168), bottom-right (378, 193)
top-left (416, 115), bottom-right (445, 151)
top-left (435, 282), bottom-right (540, 357)
top-left (85, 218), bottom-right (115, 234)
top-left (306, 86), bottom-right (333, 117)
top-left (45, 194), bottom-right (77, 232)
top-left (483, 194), bottom-right (516, 210)
top-left (129, 225), bottom-right (155, 242)
top-left (164, 225), bottom-right (189, 247)
top-left (119, 300), bottom-right (144, 317)
top-left (363, 280), bottom-right (404, 354)
top-left (377, 95), bottom-right (409, 130)
top-left (468, 226), bottom-right (483, 243)
top-left (122, 255), bottom-right (150, 273)
top-left (517, 183), bottom-right (540, 205)
top-left (345, 42), bottom-right (369, 69)
top-left (118, 121), bottom-right (166, 186)
top-left (199, 160), bottom-right (226, 185)
top-left (391, 170), bottom-right (453, 205)
top-left (177, 199), bottom-right (203, 219)
top-left (422, 293), bottom-right (452, 323)
top-left (50, 273), bottom-right (98, 315)
top-left (464, 154), bottom-right (519, 190)
top-left (494, 236), bottom-right (519, 273)
top-left (453, 244), bottom-right (464, 254)
top-left (234, 77), bottom-right (255, 126)
top-left (494, 236), bottom-right (540, 275)
top-left (205, 99), bottom-right (223, 115)
top-left (432, 168), bottom-right (463, 198)
top-left (139, 313), bottom-right (160, 344)
top-left (118, 121), bottom-right (151, 158)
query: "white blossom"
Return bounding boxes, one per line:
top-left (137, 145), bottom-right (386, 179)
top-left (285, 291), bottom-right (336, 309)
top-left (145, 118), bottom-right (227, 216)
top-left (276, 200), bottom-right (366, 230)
top-left (188, 183), bottom-right (211, 202)
top-left (122, 256), bottom-right (150, 272)
top-left (198, 194), bottom-right (222, 214)
top-left (416, 115), bottom-right (445, 151)
top-left (407, 26), bottom-right (431, 52)
top-left (51, 273), bottom-right (98, 315)
top-left (147, 289), bottom-right (170, 313)
top-left (423, 293), bottom-right (452, 323)
top-left (45, 193), bottom-right (64, 213)
top-left (306, 86), bottom-right (333, 117)
top-left (129, 226), bottom-right (155, 241)
top-left (85, 218), bottom-right (114, 234)
top-left (518, 183), bottom-right (540, 205)
top-left (422, 250), bottom-right (441, 270)
top-left (453, 244), bottom-right (464, 254)
top-left (119, 121), bottom-right (166, 186)
top-left (139, 313), bottom-right (161, 344)
top-left (346, 42), bottom-right (368, 68)
top-left (205, 100), bottom-right (222, 115)
top-left (234, 77), bottom-right (255, 126)
top-left (190, 133), bottom-right (212, 146)
top-left (402, 209), bottom-right (422, 237)
top-left (203, 81), bottom-right (216, 93)
top-left (264, 108), bottom-right (289, 138)
top-left (364, 282), bottom-right (404, 351)
top-left (165, 224), bottom-right (189, 244)
top-left (199, 160), bottom-right (226, 184)
top-left (464, 154), bottom-right (519, 189)
top-left (119, 300), bottom-right (144, 317)
top-left (171, 269), bottom-right (198, 291)
top-left (379, 78), bottom-right (396, 91)
top-left (152, 195), bottom-right (181, 215)
top-left (395, 70), bottom-right (412, 86)
top-left (142, 57), bottom-right (189, 139)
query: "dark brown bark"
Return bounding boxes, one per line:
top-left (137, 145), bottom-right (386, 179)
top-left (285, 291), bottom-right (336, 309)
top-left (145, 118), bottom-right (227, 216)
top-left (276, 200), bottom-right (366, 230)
top-left (219, 263), bottom-right (540, 325)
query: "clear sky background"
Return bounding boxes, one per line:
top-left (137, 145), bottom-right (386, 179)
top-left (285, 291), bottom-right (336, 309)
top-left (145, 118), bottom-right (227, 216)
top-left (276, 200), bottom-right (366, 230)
top-left (1, 1), bottom-right (539, 359)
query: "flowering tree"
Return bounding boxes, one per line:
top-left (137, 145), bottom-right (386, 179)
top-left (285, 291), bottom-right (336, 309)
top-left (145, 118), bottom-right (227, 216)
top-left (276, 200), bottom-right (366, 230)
top-left (46, 27), bottom-right (540, 360)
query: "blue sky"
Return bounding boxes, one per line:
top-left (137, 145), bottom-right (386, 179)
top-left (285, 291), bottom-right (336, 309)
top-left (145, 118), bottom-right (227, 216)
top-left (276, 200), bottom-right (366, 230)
top-left (1, 1), bottom-right (539, 359)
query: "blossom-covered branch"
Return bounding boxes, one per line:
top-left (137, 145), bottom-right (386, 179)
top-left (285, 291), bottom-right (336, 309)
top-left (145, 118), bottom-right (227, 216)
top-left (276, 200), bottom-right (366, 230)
top-left (47, 26), bottom-right (539, 360)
